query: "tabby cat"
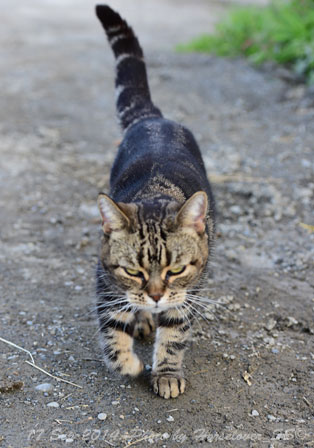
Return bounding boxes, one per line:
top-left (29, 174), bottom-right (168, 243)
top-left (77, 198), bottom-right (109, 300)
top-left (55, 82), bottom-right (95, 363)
top-left (95, 5), bottom-right (215, 399)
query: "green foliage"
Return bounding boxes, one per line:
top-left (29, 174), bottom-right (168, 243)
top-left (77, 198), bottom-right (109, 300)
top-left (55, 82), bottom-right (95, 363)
top-left (177, 0), bottom-right (314, 83)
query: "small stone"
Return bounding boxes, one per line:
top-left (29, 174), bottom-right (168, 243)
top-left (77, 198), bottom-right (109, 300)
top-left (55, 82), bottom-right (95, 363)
top-left (119, 415), bottom-right (124, 420)
top-left (145, 364), bottom-right (152, 371)
top-left (97, 413), bottom-right (107, 421)
top-left (267, 414), bottom-right (276, 422)
top-left (225, 249), bottom-right (237, 261)
top-left (47, 401), bottom-right (60, 408)
top-left (251, 409), bottom-right (259, 417)
top-left (65, 439), bottom-right (74, 444)
top-left (265, 318), bottom-right (277, 331)
top-left (230, 205), bottom-right (242, 215)
top-left (287, 316), bottom-right (298, 327)
top-left (35, 383), bottom-right (53, 393)
top-left (162, 433), bottom-right (170, 439)
top-left (263, 337), bottom-right (275, 346)
top-left (166, 415), bottom-right (174, 422)
top-left (111, 401), bottom-right (119, 406)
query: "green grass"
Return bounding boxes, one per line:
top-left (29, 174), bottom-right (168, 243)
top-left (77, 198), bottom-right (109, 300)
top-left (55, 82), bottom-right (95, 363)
top-left (177, 0), bottom-right (314, 84)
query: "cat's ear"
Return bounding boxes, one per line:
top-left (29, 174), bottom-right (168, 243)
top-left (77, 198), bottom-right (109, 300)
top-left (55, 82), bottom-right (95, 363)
top-left (97, 193), bottom-right (130, 234)
top-left (176, 191), bottom-right (208, 234)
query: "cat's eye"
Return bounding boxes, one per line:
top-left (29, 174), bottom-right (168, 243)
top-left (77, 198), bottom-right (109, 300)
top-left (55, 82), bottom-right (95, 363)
top-left (167, 266), bottom-right (186, 276)
top-left (124, 267), bottom-right (142, 277)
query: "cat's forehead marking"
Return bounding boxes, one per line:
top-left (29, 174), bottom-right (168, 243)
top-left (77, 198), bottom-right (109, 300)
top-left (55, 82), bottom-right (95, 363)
top-left (137, 220), bottom-right (167, 270)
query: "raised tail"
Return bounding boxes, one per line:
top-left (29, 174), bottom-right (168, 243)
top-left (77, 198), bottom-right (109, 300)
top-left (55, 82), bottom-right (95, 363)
top-left (95, 5), bottom-right (162, 132)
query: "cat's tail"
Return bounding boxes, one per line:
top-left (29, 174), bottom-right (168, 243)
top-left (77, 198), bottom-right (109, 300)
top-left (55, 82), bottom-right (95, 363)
top-left (96, 5), bottom-right (162, 132)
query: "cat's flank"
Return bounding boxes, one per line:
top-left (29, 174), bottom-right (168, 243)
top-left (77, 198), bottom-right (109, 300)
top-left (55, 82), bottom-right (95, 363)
top-left (95, 5), bottom-right (215, 399)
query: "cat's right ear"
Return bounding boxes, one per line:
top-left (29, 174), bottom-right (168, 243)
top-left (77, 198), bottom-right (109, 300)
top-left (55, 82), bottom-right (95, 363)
top-left (97, 193), bottom-right (130, 234)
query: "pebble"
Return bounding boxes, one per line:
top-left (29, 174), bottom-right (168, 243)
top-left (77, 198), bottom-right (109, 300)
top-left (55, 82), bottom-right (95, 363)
top-left (35, 383), bottom-right (53, 393)
top-left (111, 401), bottom-right (119, 406)
top-left (230, 205), bottom-right (242, 215)
top-left (225, 249), bottom-right (237, 261)
top-left (267, 414), bottom-right (277, 422)
top-left (166, 415), bottom-right (174, 422)
top-left (265, 318), bottom-right (277, 331)
top-left (287, 316), bottom-right (298, 327)
top-left (162, 433), bottom-right (170, 439)
top-left (204, 312), bottom-right (215, 320)
top-left (47, 401), bottom-right (60, 408)
top-left (251, 409), bottom-right (259, 417)
top-left (97, 413), bottom-right (107, 421)
top-left (263, 337), bottom-right (275, 346)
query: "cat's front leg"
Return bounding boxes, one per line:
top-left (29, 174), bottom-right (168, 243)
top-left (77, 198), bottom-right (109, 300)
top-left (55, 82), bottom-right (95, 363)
top-left (98, 309), bottom-right (144, 376)
top-left (152, 308), bottom-right (192, 399)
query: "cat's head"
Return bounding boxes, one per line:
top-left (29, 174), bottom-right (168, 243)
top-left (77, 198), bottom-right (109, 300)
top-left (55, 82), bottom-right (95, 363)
top-left (97, 192), bottom-right (210, 312)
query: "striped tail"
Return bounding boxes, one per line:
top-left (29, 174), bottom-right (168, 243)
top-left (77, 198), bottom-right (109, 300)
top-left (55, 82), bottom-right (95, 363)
top-left (95, 5), bottom-right (162, 132)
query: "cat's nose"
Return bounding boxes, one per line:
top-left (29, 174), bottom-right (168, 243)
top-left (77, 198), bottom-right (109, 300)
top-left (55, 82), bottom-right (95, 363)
top-left (150, 294), bottom-right (162, 303)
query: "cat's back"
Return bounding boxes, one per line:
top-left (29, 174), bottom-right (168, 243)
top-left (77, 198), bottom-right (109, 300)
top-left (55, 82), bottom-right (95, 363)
top-left (110, 117), bottom-right (211, 202)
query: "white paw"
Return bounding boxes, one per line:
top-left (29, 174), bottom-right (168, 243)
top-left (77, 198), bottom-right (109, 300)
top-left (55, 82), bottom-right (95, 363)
top-left (119, 354), bottom-right (144, 377)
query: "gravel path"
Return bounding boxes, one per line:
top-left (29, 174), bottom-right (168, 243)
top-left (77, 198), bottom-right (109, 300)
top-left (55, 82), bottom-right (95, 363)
top-left (0, 1), bottom-right (313, 447)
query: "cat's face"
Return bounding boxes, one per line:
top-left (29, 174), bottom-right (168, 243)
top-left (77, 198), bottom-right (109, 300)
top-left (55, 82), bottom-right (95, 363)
top-left (98, 192), bottom-right (209, 312)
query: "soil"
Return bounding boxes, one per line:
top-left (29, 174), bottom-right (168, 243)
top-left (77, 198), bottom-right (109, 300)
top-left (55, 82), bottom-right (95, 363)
top-left (0, 1), bottom-right (313, 447)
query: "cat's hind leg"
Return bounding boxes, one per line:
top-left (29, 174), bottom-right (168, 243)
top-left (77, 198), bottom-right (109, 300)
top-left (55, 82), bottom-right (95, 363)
top-left (133, 311), bottom-right (155, 340)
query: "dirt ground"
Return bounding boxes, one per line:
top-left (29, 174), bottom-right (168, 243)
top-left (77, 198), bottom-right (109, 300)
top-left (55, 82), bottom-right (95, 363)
top-left (0, 0), bottom-right (313, 447)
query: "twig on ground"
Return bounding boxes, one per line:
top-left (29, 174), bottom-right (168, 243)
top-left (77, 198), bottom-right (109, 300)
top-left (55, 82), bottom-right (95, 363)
top-left (25, 360), bottom-right (83, 389)
top-left (0, 336), bottom-right (35, 364)
top-left (0, 335), bottom-right (83, 389)
top-left (299, 222), bottom-right (314, 233)
top-left (192, 369), bottom-right (209, 375)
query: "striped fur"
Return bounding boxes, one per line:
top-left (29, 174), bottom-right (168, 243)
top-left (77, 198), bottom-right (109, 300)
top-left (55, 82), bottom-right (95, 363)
top-left (94, 6), bottom-right (216, 399)
top-left (96, 5), bottom-right (162, 131)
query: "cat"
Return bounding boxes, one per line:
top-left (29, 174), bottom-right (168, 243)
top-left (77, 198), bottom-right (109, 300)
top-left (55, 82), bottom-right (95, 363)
top-left (95, 5), bottom-right (215, 399)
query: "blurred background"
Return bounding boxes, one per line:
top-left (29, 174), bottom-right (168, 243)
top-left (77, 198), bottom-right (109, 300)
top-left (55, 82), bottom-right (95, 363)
top-left (1, 1), bottom-right (313, 447)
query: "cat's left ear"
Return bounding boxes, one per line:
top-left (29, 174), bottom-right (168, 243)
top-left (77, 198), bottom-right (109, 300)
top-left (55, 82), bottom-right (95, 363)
top-left (176, 191), bottom-right (208, 234)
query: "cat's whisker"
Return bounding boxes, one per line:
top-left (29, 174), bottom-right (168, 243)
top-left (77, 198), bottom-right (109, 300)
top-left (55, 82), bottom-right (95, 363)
top-left (181, 303), bottom-right (203, 332)
top-left (185, 300), bottom-right (212, 313)
top-left (187, 299), bottom-right (221, 308)
top-left (185, 301), bottom-right (216, 327)
top-left (186, 294), bottom-right (223, 307)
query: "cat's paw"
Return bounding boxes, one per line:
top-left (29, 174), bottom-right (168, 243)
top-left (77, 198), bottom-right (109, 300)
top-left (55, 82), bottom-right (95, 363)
top-left (133, 311), bottom-right (155, 340)
top-left (119, 354), bottom-right (144, 377)
top-left (152, 374), bottom-right (186, 399)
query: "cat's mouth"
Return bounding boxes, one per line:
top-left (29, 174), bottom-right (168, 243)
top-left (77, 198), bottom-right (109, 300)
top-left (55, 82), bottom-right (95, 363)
top-left (126, 291), bottom-right (186, 313)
